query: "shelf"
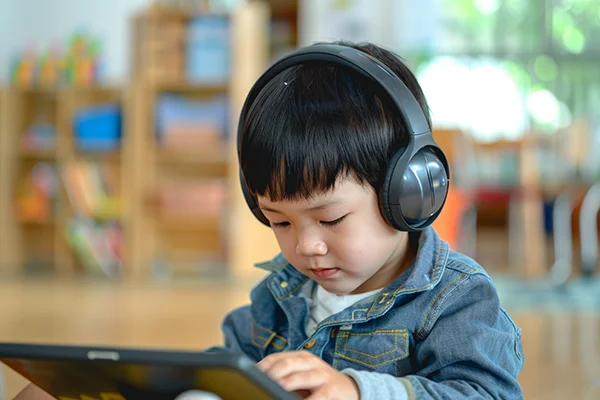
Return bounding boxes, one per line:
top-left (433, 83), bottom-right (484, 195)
top-left (150, 81), bottom-right (229, 94)
top-left (268, 0), bottom-right (298, 18)
top-left (72, 212), bottom-right (122, 222)
top-left (8, 87), bottom-right (58, 95)
top-left (75, 151), bottom-right (121, 162)
top-left (0, 2), bottom-right (269, 278)
top-left (156, 215), bottom-right (222, 231)
top-left (21, 149), bottom-right (56, 161)
top-left (155, 148), bottom-right (230, 166)
top-left (136, 4), bottom-right (193, 20)
top-left (20, 218), bottom-right (55, 227)
top-left (67, 85), bottom-right (122, 94)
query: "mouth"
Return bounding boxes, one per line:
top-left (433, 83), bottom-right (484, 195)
top-left (309, 268), bottom-right (340, 279)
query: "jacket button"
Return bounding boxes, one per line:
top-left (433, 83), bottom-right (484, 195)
top-left (280, 281), bottom-right (289, 288)
top-left (330, 328), bottom-right (337, 339)
top-left (304, 339), bottom-right (317, 349)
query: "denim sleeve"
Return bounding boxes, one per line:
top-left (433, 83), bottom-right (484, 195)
top-left (342, 369), bottom-right (410, 400)
top-left (202, 305), bottom-right (262, 362)
top-left (346, 274), bottom-right (524, 400)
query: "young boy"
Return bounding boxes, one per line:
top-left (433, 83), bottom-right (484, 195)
top-left (17, 41), bottom-right (523, 399)
top-left (227, 40), bottom-right (524, 399)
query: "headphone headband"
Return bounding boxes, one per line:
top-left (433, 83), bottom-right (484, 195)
top-left (237, 44), bottom-right (449, 231)
top-left (237, 44), bottom-right (431, 158)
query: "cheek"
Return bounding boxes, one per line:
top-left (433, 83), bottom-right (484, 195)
top-left (332, 222), bottom-right (397, 266)
top-left (271, 230), bottom-right (302, 264)
top-left (335, 237), bottom-right (388, 265)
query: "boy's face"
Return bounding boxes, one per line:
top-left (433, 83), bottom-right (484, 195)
top-left (258, 177), bottom-right (411, 295)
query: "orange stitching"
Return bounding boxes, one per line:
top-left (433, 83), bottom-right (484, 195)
top-left (368, 240), bottom-right (447, 316)
top-left (271, 341), bottom-right (284, 351)
top-left (274, 277), bottom-right (310, 300)
top-left (250, 323), bottom-right (276, 349)
top-left (334, 351), bottom-right (409, 369)
top-left (333, 330), bottom-right (409, 368)
top-left (393, 240), bottom-right (445, 297)
top-left (342, 335), bottom-right (399, 359)
top-left (417, 273), bottom-right (468, 338)
top-left (398, 377), bottom-right (415, 400)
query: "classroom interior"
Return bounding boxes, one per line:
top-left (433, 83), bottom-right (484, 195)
top-left (1, 0), bottom-right (600, 399)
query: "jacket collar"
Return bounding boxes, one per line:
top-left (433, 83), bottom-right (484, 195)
top-left (254, 227), bottom-right (449, 309)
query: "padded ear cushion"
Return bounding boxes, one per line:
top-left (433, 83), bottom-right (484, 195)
top-left (379, 147), bottom-right (406, 230)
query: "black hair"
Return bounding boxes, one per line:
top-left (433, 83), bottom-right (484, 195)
top-left (239, 41), bottom-right (431, 202)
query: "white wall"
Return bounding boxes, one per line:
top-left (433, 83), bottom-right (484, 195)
top-left (0, 0), bottom-right (150, 84)
top-left (298, 0), bottom-right (441, 53)
top-left (0, 1), bottom-right (17, 83)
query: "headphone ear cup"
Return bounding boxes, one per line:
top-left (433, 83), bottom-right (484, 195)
top-left (379, 147), bottom-right (406, 230)
top-left (380, 147), bottom-right (449, 231)
top-left (239, 170), bottom-right (271, 227)
top-left (399, 147), bottom-right (449, 229)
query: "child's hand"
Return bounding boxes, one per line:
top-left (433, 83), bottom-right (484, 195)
top-left (257, 350), bottom-right (360, 400)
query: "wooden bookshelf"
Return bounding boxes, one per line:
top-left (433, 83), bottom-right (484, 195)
top-left (56, 87), bottom-right (124, 276)
top-left (126, 78), bottom-right (232, 277)
top-left (0, 88), bottom-right (59, 274)
top-left (20, 149), bottom-right (56, 161)
top-left (124, 4), bottom-right (260, 279)
top-left (0, 89), bottom-right (15, 273)
top-left (0, 2), bottom-right (277, 280)
top-left (0, 86), bottom-right (125, 277)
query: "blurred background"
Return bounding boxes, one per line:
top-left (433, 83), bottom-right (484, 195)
top-left (0, 0), bottom-right (600, 398)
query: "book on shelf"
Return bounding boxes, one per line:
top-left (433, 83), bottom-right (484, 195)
top-left (154, 178), bottom-right (227, 221)
top-left (61, 160), bottom-right (123, 276)
top-left (65, 217), bottom-right (123, 277)
top-left (73, 103), bottom-right (122, 152)
top-left (154, 93), bottom-right (229, 153)
top-left (186, 15), bottom-right (231, 84)
top-left (61, 160), bottom-right (121, 220)
top-left (16, 162), bottom-right (58, 223)
top-left (20, 119), bottom-right (57, 152)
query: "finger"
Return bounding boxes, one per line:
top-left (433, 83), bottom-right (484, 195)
top-left (257, 351), bottom-right (318, 373)
top-left (304, 387), bottom-right (333, 400)
top-left (261, 355), bottom-right (317, 381)
top-left (304, 393), bottom-right (327, 400)
top-left (257, 351), bottom-right (300, 370)
top-left (293, 389), bottom-right (312, 399)
top-left (278, 369), bottom-right (328, 393)
top-left (258, 350), bottom-right (313, 365)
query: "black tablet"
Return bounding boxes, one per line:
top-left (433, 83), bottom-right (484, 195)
top-left (0, 342), bottom-right (298, 400)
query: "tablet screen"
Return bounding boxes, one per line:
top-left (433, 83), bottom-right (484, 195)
top-left (2, 358), bottom-right (290, 400)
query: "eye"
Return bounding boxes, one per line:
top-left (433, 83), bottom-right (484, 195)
top-left (320, 215), bottom-right (347, 227)
top-left (271, 221), bottom-right (290, 229)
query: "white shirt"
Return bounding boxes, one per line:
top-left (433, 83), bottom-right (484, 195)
top-left (306, 284), bottom-right (383, 337)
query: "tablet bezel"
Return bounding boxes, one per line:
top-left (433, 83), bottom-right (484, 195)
top-left (0, 342), bottom-right (297, 400)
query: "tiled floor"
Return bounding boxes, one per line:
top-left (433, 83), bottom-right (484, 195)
top-left (0, 277), bottom-right (598, 399)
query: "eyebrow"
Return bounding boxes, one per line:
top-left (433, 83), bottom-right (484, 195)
top-left (259, 200), bottom-right (345, 214)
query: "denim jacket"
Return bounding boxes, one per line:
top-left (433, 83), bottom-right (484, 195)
top-left (216, 227), bottom-right (524, 399)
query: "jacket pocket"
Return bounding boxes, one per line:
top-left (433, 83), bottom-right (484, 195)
top-left (250, 320), bottom-right (288, 356)
top-left (332, 329), bottom-right (409, 375)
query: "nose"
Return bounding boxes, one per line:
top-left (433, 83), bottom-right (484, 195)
top-left (295, 228), bottom-right (327, 257)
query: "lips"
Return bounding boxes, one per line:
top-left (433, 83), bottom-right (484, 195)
top-left (310, 268), bottom-right (340, 278)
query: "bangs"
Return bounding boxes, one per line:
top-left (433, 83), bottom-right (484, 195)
top-left (240, 63), bottom-right (404, 202)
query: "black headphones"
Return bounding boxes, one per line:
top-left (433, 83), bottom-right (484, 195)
top-left (237, 44), bottom-right (450, 232)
